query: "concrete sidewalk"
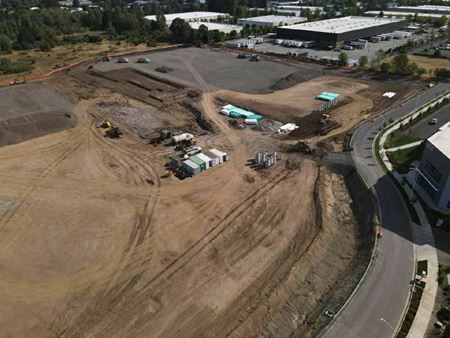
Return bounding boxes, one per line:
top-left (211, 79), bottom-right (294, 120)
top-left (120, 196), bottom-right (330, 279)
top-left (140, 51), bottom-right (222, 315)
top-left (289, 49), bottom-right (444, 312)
top-left (384, 141), bottom-right (423, 153)
top-left (392, 173), bottom-right (439, 338)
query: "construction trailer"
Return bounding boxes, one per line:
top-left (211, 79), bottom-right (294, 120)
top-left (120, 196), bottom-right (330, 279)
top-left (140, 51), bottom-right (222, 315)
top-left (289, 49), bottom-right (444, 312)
top-left (195, 153), bottom-right (214, 169)
top-left (208, 149), bottom-right (229, 163)
top-left (190, 155), bottom-right (207, 171)
top-left (183, 159), bottom-right (201, 176)
top-left (204, 151), bottom-right (221, 166)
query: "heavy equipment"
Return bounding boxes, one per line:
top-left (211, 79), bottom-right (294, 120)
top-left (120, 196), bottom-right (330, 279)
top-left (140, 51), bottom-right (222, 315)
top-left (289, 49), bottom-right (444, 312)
top-left (99, 120), bottom-right (112, 129)
top-left (105, 126), bottom-right (122, 139)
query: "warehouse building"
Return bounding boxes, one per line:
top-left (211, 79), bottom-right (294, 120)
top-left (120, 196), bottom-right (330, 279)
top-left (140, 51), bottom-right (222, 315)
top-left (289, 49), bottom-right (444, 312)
top-left (145, 11), bottom-right (228, 26)
top-left (237, 15), bottom-right (307, 28)
top-left (189, 22), bottom-right (242, 34)
top-left (415, 122), bottom-right (450, 214)
top-left (277, 16), bottom-right (408, 48)
top-left (387, 5), bottom-right (450, 16)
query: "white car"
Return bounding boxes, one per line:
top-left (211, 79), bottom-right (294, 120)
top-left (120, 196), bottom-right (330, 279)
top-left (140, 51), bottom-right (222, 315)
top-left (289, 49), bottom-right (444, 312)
top-left (117, 58), bottom-right (129, 63)
top-left (429, 118), bottom-right (438, 125)
top-left (183, 146), bottom-right (202, 158)
top-left (137, 58), bottom-right (150, 63)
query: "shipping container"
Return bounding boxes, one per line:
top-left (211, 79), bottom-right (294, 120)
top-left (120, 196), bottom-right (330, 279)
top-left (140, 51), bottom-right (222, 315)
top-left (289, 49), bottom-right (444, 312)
top-left (190, 155), bottom-right (207, 171)
top-left (209, 148), bottom-right (229, 162)
top-left (204, 151), bottom-right (220, 166)
top-left (183, 159), bottom-right (201, 176)
top-left (196, 153), bottom-right (213, 169)
top-left (245, 119), bottom-right (258, 125)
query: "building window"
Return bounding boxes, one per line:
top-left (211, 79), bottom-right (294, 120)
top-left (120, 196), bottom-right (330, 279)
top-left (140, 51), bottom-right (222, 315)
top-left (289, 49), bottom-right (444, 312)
top-left (447, 201), bottom-right (450, 209)
top-left (424, 161), bottom-right (442, 184)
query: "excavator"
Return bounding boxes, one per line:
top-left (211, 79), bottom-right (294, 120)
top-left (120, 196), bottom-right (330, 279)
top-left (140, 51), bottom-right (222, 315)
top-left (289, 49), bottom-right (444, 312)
top-left (99, 120), bottom-right (112, 129)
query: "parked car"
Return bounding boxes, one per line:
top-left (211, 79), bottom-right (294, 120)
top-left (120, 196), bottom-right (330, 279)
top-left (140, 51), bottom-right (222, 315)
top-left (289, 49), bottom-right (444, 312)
top-left (237, 53), bottom-right (247, 59)
top-left (183, 146), bottom-right (202, 158)
top-left (137, 58), bottom-right (150, 63)
top-left (117, 58), bottom-right (129, 63)
top-left (324, 310), bottom-right (335, 318)
top-left (429, 118), bottom-right (438, 125)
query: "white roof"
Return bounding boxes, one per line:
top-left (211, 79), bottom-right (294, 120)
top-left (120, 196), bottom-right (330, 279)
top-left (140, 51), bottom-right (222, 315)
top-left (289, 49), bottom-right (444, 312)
top-left (184, 159), bottom-right (200, 169)
top-left (196, 153), bottom-right (213, 163)
top-left (365, 10), bottom-right (446, 18)
top-left (239, 15), bottom-right (305, 23)
top-left (189, 22), bottom-right (242, 33)
top-left (280, 16), bottom-right (405, 34)
top-left (145, 11), bottom-right (227, 22)
top-left (428, 122), bottom-right (450, 158)
top-left (397, 5), bottom-right (450, 12)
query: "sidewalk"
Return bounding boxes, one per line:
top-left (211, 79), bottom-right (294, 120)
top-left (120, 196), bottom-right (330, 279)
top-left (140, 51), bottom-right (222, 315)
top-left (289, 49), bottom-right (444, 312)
top-left (392, 173), bottom-right (439, 338)
top-left (384, 141), bottom-right (423, 153)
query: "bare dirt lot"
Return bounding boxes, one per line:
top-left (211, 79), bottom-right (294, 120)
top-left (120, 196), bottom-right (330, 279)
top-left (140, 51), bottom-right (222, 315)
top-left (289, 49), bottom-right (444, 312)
top-left (93, 47), bottom-right (325, 93)
top-left (0, 83), bottom-right (75, 146)
top-left (0, 47), bottom-right (412, 337)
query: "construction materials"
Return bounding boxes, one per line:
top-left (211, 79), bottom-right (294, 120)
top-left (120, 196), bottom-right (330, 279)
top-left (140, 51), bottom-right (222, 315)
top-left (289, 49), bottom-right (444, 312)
top-left (316, 92), bottom-right (340, 102)
top-left (277, 123), bottom-right (299, 134)
top-left (183, 159), bottom-right (201, 176)
top-left (220, 104), bottom-right (263, 121)
top-left (255, 151), bottom-right (277, 168)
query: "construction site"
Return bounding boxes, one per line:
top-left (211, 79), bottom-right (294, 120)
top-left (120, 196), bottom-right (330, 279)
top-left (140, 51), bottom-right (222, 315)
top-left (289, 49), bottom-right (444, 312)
top-left (0, 46), bottom-right (423, 337)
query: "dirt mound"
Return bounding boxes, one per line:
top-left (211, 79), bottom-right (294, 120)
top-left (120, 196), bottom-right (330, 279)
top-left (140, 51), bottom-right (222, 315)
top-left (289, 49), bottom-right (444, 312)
top-left (271, 69), bottom-right (324, 91)
top-left (155, 66), bottom-right (173, 73)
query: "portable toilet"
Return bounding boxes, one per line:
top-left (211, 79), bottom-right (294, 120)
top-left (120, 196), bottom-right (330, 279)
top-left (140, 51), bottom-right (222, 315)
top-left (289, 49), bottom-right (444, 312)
top-left (190, 155), bottom-right (206, 171)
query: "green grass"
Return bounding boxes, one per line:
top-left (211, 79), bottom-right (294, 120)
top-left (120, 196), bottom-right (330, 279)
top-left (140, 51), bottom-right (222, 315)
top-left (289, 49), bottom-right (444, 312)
top-left (390, 134), bottom-right (422, 149)
top-left (438, 264), bottom-right (450, 285)
top-left (397, 280), bottom-right (426, 338)
top-left (387, 144), bottom-right (424, 174)
top-left (417, 260), bottom-right (428, 276)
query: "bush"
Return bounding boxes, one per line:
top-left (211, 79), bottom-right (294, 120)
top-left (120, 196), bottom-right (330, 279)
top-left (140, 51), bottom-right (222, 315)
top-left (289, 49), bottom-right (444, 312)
top-left (437, 308), bottom-right (450, 322)
top-left (0, 58), bottom-right (34, 74)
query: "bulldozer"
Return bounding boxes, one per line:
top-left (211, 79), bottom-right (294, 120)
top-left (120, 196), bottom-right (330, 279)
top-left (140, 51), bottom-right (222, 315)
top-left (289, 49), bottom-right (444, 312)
top-left (105, 126), bottom-right (122, 139)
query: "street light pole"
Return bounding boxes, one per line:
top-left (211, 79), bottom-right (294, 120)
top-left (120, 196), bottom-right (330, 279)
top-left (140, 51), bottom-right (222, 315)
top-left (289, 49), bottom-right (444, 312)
top-left (381, 317), bottom-right (395, 332)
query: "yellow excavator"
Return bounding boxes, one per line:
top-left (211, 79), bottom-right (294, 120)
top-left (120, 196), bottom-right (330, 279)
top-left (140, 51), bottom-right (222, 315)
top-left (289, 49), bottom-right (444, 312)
top-left (99, 120), bottom-right (112, 129)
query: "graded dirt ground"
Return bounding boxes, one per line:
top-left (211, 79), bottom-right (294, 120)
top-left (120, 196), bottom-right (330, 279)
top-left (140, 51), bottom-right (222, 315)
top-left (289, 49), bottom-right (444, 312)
top-left (93, 47), bottom-right (325, 93)
top-left (0, 48), bottom-right (404, 337)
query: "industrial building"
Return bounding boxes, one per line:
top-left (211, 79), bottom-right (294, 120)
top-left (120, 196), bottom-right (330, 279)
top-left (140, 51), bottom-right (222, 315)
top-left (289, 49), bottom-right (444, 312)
top-left (415, 122), bottom-right (450, 214)
top-left (189, 22), bottom-right (242, 34)
top-left (387, 4), bottom-right (450, 16)
top-left (277, 16), bottom-right (408, 48)
top-left (145, 11), bottom-right (228, 26)
top-left (237, 15), bottom-right (307, 28)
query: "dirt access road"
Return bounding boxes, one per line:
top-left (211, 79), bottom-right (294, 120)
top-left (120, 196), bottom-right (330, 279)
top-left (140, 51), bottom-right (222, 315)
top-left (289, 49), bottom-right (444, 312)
top-left (0, 49), bottom-right (380, 337)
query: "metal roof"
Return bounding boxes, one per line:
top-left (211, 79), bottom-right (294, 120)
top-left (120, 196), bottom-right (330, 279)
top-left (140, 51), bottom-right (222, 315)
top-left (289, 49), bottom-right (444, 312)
top-left (280, 16), bottom-right (405, 34)
top-left (428, 121), bottom-right (450, 159)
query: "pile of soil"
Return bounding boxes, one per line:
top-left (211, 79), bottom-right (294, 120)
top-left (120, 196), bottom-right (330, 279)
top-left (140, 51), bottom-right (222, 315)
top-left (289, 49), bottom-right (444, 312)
top-left (271, 69), bottom-right (324, 91)
top-left (155, 66), bottom-right (173, 73)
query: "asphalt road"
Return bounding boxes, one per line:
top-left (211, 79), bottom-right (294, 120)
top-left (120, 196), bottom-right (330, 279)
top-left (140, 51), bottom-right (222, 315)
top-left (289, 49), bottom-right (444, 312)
top-left (324, 82), bottom-right (450, 338)
top-left (410, 103), bottom-right (450, 139)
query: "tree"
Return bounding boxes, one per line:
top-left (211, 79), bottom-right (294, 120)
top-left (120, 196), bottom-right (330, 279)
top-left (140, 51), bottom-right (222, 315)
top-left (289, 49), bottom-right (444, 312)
top-left (73, 0), bottom-right (80, 7)
top-left (170, 18), bottom-right (192, 43)
top-left (433, 48), bottom-right (441, 58)
top-left (379, 10), bottom-right (384, 18)
top-left (229, 29), bottom-right (238, 39)
top-left (379, 62), bottom-right (391, 74)
top-left (392, 53), bottom-right (410, 75)
top-left (0, 35), bottom-right (12, 52)
top-left (358, 55), bottom-right (368, 68)
top-left (435, 67), bottom-right (450, 79)
top-left (197, 24), bottom-right (209, 44)
top-left (338, 52), bottom-right (348, 66)
top-left (156, 13), bottom-right (166, 31)
top-left (416, 67), bottom-right (426, 78)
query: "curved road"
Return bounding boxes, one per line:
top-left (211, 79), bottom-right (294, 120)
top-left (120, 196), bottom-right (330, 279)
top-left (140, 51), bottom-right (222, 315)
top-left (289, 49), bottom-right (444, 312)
top-left (325, 83), bottom-right (450, 338)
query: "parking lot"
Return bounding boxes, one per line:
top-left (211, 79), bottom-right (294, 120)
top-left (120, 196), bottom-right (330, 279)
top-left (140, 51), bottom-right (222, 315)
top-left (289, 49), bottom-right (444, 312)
top-left (253, 33), bottom-right (426, 65)
top-left (93, 47), bottom-right (324, 93)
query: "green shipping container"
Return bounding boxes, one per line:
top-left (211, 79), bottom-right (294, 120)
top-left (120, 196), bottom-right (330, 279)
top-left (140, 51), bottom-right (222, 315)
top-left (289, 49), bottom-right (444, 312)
top-left (190, 156), bottom-right (206, 171)
top-left (228, 111), bottom-right (242, 119)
